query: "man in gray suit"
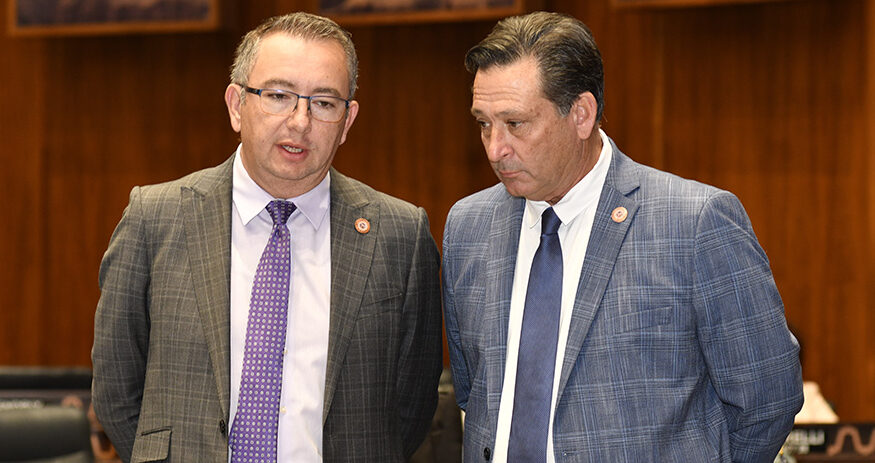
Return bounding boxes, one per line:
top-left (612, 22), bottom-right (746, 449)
top-left (92, 12), bottom-right (442, 462)
top-left (442, 12), bottom-right (803, 462)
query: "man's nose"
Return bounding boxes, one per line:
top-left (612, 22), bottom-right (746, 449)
top-left (485, 128), bottom-right (510, 162)
top-left (286, 98), bottom-right (312, 131)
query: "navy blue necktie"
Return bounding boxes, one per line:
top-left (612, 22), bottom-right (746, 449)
top-left (508, 207), bottom-right (563, 462)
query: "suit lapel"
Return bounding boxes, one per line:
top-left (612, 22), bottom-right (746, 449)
top-left (556, 146), bottom-right (640, 402)
top-left (182, 156), bottom-right (234, 421)
top-left (486, 194), bottom-right (525, 414)
top-left (323, 169), bottom-right (378, 424)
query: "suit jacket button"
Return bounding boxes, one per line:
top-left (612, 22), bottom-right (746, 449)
top-left (483, 447), bottom-right (491, 460)
top-left (219, 419), bottom-right (227, 435)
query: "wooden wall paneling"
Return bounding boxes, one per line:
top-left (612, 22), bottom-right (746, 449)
top-left (0, 16), bottom-right (47, 364)
top-left (812, 1), bottom-right (874, 421)
top-left (864, 0), bottom-right (875, 421)
top-left (579, 3), bottom-right (667, 169)
top-left (35, 32), bottom-right (239, 366)
top-left (239, 0), bottom-right (295, 32)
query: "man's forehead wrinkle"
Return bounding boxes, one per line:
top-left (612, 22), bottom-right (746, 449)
top-left (471, 97), bottom-right (530, 119)
top-left (260, 78), bottom-right (296, 88)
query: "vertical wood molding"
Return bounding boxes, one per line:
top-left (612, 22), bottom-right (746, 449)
top-left (864, 0), bottom-right (875, 403)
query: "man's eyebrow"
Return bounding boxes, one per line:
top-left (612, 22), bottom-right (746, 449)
top-left (312, 87), bottom-right (344, 98)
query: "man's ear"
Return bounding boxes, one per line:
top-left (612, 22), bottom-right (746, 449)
top-left (338, 100), bottom-right (359, 146)
top-left (225, 84), bottom-right (243, 133)
top-left (572, 92), bottom-right (598, 140)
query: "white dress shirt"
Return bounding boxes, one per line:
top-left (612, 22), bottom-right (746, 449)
top-left (229, 146), bottom-right (331, 461)
top-left (492, 130), bottom-right (612, 463)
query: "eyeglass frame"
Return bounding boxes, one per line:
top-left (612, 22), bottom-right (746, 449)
top-left (242, 86), bottom-right (352, 123)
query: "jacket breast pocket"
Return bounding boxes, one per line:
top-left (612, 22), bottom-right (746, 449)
top-left (613, 306), bottom-right (673, 334)
top-left (132, 427), bottom-right (171, 462)
top-left (358, 287), bottom-right (402, 318)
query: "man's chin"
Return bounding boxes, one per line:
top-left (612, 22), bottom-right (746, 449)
top-left (500, 181), bottom-right (527, 199)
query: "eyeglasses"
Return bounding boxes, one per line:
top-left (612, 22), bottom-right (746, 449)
top-left (243, 86), bottom-right (350, 123)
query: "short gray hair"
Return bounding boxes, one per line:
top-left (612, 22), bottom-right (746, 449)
top-left (465, 11), bottom-right (604, 120)
top-left (230, 12), bottom-right (358, 99)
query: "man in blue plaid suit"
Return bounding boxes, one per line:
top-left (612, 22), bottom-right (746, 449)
top-left (442, 12), bottom-right (803, 463)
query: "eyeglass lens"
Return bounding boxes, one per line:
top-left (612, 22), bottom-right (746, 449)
top-left (258, 89), bottom-right (346, 122)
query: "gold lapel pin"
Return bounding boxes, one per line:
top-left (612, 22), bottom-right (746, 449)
top-left (355, 218), bottom-right (371, 234)
top-left (611, 206), bottom-right (628, 223)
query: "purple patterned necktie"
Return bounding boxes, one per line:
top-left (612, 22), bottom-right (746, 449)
top-left (230, 200), bottom-right (296, 463)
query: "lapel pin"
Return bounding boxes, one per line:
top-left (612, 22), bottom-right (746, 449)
top-left (611, 206), bottom-right (628, 223)
top-left (355, 218), bottom-right (371, 234)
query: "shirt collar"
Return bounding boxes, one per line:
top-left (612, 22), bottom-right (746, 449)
top-left (524, 128), bottom-right (613, 230)
top-left (232, 144), bottom-right (330, 231)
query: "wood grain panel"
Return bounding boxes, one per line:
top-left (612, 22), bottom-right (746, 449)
top-left (37, 32), bottom-right (239, 365)
top-left (0, 8), bottom-right (46, 364)
top-left (866, 0), bottom-right (875, 421)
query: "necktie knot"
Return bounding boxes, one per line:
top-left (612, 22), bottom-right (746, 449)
top-left (541, 207), bottom-right (561, 236)
top-left (266, 200), bottom-right (296, 227)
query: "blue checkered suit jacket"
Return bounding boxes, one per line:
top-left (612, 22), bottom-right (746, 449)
top-left (92, 155), bottom-right (443, 462)
top-left (442, 139), bottom-right (803, 462)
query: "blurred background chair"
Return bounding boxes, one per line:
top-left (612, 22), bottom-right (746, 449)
top-left (0, 367), bottom-right (96, 463)
top-left (0, 405), bottom-right (93, 463)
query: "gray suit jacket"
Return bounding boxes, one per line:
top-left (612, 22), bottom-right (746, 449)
top-left (92, 155), bottom-right (443, 462)
top-left (442, 140), bottom-right (803, 462)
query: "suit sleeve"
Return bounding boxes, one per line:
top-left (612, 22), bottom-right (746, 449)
top-left (693, 191), bottom-right (803, 462)
top-left (441, 207), bottom-right (470, 411)
top-left (91, 187), bottom-right (150, 463)
top-left (396, 207), bottom-right (443, 458)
